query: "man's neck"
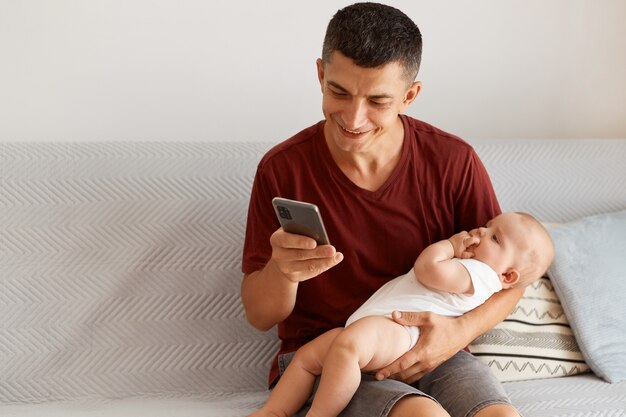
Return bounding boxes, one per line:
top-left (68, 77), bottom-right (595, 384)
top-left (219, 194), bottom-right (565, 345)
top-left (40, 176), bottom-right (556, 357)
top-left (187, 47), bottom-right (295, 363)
top-left (326, 117), bottom-right (405, 192)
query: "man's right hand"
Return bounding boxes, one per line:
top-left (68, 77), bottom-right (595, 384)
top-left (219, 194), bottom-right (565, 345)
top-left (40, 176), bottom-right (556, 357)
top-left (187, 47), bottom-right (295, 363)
top-left (270, 228), bottom-right (344, 283)
top-left (241, 228), bottom-right (343, 331)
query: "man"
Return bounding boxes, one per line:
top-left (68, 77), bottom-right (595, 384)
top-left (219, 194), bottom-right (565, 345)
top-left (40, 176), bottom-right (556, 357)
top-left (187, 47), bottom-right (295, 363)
top-left (241, 3), bottom-right (523, 416)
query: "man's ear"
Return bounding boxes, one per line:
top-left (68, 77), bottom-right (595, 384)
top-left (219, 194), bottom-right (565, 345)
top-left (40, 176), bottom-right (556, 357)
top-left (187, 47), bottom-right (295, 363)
top-left (401, 81), bottom-right (422, 110)
top-left (316, 58), bottom-right (325, 93)
top-left (502, 269), bottom-right (520, 288)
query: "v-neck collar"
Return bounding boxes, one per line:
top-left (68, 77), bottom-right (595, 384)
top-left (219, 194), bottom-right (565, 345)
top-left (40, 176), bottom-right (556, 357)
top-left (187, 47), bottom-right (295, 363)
top-left (317, 115), bottom-right (411, 200)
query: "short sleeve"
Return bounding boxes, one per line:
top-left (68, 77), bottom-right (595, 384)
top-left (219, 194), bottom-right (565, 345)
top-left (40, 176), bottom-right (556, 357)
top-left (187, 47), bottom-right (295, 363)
top-left (454, 149), bottom-right (501, 232)
top-left (241, 164), bottom-right (280, 274)
top-left (455, 258), bottom-right (503, 300)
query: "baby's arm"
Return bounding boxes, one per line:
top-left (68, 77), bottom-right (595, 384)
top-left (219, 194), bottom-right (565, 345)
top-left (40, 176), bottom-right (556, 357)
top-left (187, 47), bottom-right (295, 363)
top-left (413, 231), bottom-right (479, 294)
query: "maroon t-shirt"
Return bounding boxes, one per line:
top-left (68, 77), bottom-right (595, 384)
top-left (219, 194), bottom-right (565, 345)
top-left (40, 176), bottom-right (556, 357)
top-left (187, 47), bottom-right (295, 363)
top-left (242, 115), bottom-right (501, 385)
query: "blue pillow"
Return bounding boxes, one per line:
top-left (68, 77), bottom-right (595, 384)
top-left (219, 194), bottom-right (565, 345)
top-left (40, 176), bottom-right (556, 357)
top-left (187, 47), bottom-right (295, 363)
top-left (547, 210), bottom-right (626, 383)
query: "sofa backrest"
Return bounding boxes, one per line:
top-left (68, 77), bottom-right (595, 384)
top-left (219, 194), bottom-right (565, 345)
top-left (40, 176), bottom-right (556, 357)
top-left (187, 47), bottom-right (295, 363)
top-left (1, 139), bottom-right (625, 404)
top-left (474, 139), bottom-right (626, 223)
top-left (1, 142), bottom-right (277, 404)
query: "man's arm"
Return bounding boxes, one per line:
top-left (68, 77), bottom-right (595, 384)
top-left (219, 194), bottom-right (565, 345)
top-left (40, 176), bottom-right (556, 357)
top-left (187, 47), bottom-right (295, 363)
top-left (240, 229), bottom-right (343, 331)
top-left (456, 286), bottom-right (524, 341)
top-left (376, 286), bottom-right (523, 383)
top-left (241, 259), bottom-right (299, 331)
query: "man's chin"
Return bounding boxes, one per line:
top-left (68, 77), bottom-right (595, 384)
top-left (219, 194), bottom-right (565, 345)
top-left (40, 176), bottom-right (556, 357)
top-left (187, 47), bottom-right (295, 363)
top-left (333, 132), bottom-right (373, 153)
top-left (324, 120), bottom-right (376, 153)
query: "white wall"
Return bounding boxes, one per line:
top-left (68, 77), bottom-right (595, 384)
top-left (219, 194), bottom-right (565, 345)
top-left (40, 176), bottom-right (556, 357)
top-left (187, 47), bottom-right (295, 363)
top-left (1, 0), bottom-right (625, 143)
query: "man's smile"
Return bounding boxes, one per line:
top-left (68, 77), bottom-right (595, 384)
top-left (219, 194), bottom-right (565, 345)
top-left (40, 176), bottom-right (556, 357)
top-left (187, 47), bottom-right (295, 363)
top-left (337, 122), bottom-right (374, 139)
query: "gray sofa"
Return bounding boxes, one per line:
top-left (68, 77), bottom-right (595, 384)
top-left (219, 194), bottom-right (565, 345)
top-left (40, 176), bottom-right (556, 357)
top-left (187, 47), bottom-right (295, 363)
top-left (1, 139), bottom-right (625, 416)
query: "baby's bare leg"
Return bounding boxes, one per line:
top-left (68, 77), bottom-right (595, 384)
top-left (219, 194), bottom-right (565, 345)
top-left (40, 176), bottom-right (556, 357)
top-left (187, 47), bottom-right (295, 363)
top-left (249, 328), bottom-right (343, 417)
top-left (307, 316), bottom-right (412, 417)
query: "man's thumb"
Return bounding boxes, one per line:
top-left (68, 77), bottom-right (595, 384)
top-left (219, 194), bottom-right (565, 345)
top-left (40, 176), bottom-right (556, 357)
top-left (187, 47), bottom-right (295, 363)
top-left (391, 310), bottom-right (425, 325)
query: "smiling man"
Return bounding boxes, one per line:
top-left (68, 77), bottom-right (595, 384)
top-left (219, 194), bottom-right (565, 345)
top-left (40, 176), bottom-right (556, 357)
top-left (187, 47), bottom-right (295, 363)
top-left (241, 3), bottom-right (524, 417)
top-left (317, 53), bottom-right (419, 192)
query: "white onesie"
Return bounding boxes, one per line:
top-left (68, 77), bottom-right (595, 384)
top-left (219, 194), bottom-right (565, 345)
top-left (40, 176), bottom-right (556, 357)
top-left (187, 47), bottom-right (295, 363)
top-left (345, 258), bottom-right (503, 350)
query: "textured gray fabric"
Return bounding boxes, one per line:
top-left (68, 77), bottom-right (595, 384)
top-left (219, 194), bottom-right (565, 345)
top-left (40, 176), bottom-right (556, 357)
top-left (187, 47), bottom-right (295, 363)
top-left (548, 210), bottom-right (626, 383)
top-left (506, 374), bottom-right (626, 416)
top-left (1, 139), bottom-right (625, 416)
top-left (0, 142), bottom-right (279, 404)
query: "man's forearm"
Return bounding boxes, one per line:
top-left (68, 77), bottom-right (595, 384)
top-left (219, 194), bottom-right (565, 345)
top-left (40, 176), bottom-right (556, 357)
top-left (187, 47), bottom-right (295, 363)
top-left (240, 259), bottom-right (298, 331)
top-left (457, 286), bottom-right (524, 342)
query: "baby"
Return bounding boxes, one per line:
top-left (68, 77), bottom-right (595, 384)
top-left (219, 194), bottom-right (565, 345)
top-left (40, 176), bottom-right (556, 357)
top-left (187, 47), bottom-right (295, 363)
top-left (250, 212), bottom-right (554, 417)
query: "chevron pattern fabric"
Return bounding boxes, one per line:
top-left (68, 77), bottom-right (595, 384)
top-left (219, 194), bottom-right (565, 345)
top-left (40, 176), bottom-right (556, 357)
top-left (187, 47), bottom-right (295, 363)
top-left (0, 142), bottom-right (279, 404)
top-left (474, 139), bottom-right (626, 223)
top-left (1, 139), bottom-right (625, 417)
top-left (507, 373), bottom-right (626, 417)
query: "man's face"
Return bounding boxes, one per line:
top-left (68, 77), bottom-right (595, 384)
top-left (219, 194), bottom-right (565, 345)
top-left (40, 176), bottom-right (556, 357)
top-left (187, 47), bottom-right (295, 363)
top-left (316, 51), bottom-right (420, 154)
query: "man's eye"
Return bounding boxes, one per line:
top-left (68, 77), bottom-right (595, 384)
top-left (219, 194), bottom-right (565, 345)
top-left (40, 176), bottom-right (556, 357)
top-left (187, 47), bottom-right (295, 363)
top-left (330, 90), bottom-right (347, 97)
top-left (370, 101), bottom-right (389, 107)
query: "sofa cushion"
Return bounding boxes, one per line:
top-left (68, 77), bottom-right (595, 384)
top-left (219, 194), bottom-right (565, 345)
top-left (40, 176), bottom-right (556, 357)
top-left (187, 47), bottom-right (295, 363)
top-left (0, 394), bottom-right (269, 417)
top-left (468, 276), bottom-right (589, 381)
top-left (547, 210), bottom-right (626, 383)
top-left (504, 373), bottom-right (626, 416)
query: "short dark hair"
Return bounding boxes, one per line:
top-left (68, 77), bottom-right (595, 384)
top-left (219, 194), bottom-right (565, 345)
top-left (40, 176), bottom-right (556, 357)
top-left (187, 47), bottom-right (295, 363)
top-left (322, 2), bottom-right (422, 82)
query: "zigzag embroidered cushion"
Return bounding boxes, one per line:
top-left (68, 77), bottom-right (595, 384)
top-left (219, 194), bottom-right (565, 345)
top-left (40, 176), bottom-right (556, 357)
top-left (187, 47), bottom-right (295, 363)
top-left (468, 276), bottom-right (589, 382)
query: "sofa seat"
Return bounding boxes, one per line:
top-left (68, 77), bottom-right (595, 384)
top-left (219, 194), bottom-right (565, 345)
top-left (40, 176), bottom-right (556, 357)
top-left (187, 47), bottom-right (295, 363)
top-left (3, 375), bottom-right (625, 416)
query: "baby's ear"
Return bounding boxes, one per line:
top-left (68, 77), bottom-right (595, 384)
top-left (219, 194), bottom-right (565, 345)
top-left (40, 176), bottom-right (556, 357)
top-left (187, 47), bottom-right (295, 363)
top-left (501, 269), bottom-right (520, 288)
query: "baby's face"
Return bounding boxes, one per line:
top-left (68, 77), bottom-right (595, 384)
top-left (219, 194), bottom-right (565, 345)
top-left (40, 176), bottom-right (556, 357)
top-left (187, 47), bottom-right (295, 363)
top-left (466, 213), bottom-right (528, 280)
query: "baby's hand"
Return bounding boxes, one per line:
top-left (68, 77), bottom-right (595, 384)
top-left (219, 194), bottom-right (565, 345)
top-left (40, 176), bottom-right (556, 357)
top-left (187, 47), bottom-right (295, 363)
top-left (448, 231), bottom-right (479, 259)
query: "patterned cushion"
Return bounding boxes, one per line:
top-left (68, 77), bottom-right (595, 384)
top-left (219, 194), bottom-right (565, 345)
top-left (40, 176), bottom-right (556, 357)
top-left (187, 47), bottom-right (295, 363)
top-left (468, 276), bottom-right (590, 382)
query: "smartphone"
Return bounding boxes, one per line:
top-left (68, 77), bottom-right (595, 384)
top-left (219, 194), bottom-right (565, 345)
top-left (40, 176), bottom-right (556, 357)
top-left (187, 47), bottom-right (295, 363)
top-left (272, 197), bottom-right (330, 245)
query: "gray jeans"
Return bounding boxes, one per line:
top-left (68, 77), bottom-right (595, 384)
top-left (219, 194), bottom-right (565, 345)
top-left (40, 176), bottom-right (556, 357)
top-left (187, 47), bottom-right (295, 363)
top-left (277, 349), bottom-right (513, 417)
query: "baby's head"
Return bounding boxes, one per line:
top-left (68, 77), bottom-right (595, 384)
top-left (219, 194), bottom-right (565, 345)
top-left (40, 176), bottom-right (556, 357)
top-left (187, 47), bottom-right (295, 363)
top-left (469, 212), bottom-right (554, 288)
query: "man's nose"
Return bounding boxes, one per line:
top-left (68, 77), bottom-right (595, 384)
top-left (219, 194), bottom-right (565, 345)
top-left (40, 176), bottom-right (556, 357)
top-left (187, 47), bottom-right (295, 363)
top-left (343, 99), bottom-right (368, 129)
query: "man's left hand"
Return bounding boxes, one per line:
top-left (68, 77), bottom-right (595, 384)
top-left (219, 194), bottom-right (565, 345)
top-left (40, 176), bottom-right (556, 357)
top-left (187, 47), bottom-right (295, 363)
top-left (375, 310), bottom-right (468, 384)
